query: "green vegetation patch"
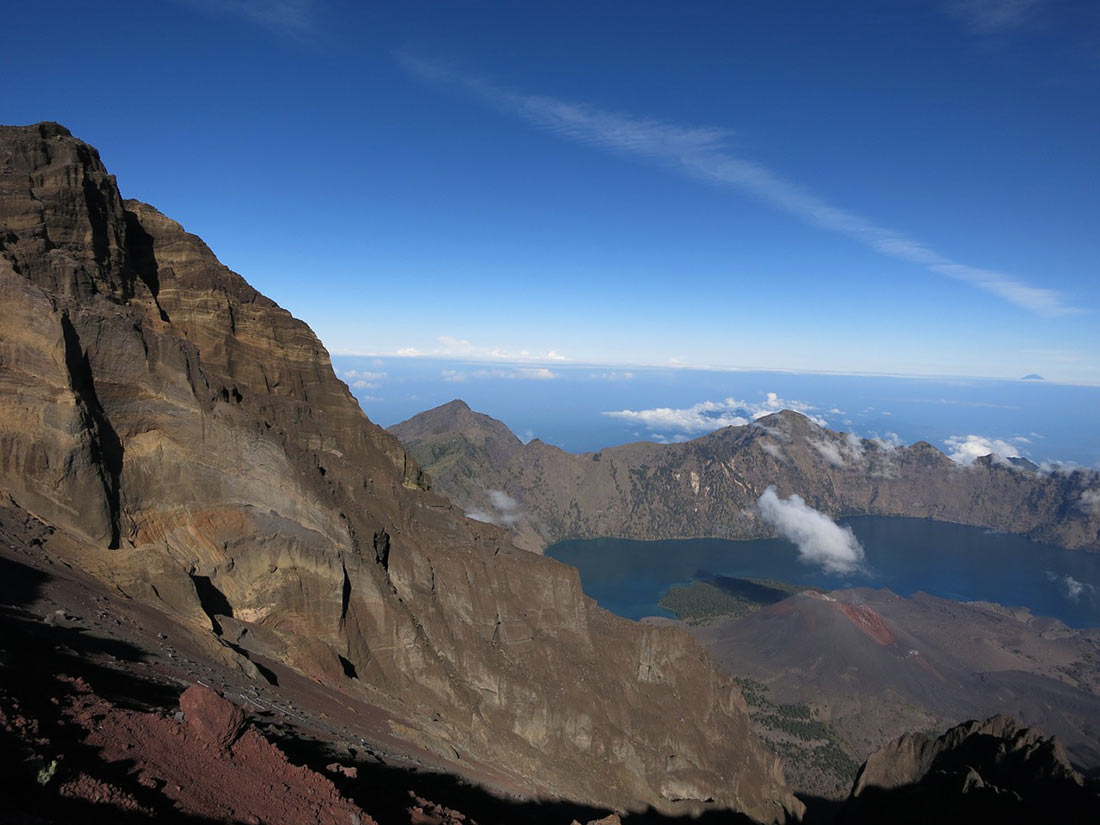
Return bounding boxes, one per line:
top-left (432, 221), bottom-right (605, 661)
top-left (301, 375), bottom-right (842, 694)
top-left (732, 677), bottom-right (860, 798)
top-left (658, 575), bottom-right (822, 622)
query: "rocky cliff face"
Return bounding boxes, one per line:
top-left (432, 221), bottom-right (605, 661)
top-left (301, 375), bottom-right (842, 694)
top-left (0, 123), bottom-right (800, 822)
top-left (391, 400), bottom-right (1100, 552)
top-left (841, 715), bottom-right (1100, 824)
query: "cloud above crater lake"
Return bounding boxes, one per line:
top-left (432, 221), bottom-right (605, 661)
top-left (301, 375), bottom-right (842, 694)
top-left (757, 486), bottom-right (865, 575)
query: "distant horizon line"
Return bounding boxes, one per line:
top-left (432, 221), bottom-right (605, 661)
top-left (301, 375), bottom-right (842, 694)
top-left (329, 350), bottom-right (1096, 389)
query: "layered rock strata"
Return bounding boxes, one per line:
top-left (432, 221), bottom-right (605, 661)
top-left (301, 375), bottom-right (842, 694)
top-left (0, 123), bottom-right (800, 821)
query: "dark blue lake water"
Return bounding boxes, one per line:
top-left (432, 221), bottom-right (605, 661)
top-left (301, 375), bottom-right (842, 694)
top-left (546, 517), bottom-right (1100, 628)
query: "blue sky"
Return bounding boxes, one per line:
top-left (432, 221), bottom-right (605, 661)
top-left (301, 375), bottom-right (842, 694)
top-left (4, 1), bottom-right (1099, 382)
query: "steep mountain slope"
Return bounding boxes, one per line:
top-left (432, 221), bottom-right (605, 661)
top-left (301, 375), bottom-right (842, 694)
top-left (692, 589), bottom-right (1100, 784)
top-left (390, 400), bottom-right (1100, 552)
top-left (0, 123), bottom-right (800, 822)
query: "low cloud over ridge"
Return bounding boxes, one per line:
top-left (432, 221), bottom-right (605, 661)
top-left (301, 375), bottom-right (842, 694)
top-left (604, 392), bottom-right (826, 435)
top-left (1078, 489), bottom-right (1100, 516)
top-left (465, 489), bottom-right (523, 527)
top-left (757, 487), bottom-right (865, 575)
top-left (943, 434), bottom-right (1022, 465)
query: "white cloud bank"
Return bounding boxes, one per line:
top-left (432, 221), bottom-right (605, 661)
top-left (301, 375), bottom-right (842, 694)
top-left (399, 55), bottom-right (1080, 318)
top-left (341, 369), bottom-right (387, 390)
top-left (757, 487), bottom-right (865, 575)
top-left (604, 392), bottom-right (826, 435)
top-left (442, 367), bottom-right (558, 382)
top-left (871, 432), bottom-right (904, 451)
top-left (943, 434), bottom-right (1022, 465)
top-left (809, 438), bottom-right (847, 468)
top-left (384, 336), bottom-right (566, 363)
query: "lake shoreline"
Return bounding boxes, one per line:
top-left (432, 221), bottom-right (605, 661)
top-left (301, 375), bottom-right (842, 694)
top-left (548, 516), bottom-right (1100, 628)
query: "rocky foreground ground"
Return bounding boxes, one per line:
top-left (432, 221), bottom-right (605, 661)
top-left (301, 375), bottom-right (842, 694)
top-left (4, 520), bottom-right (1098, 824)
top-left (0, 502), bottom-right (697, 825)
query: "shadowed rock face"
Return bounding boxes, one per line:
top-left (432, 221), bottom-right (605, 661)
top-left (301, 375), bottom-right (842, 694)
top-left (390, 401), bottom-right (1100, 552)
top-left (0, 123), bottom-right (801, 821)
top-left (842, 715), bottom-right (1100, 824)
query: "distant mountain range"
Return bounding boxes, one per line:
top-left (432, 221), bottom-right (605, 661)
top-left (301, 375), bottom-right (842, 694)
top-left (390, 399), bottom-right (1100, 553)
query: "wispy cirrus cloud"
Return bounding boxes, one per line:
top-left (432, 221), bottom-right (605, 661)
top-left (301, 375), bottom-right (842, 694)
top-left (442, 367), bottom-right (558, 382)
top-left (399, 54), bottom-right (1080, 318)
top-left (347, 335), bottom-right (567, 363)
top-left (179, 0), bottom-right (316, 34)
top-left (943, 0), bottom-right (1044, 33)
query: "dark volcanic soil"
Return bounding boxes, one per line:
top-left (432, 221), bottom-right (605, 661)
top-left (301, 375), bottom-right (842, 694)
top-left (2, 675), bottom-right (372, 824)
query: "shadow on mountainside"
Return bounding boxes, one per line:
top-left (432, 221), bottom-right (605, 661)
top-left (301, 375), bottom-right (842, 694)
top-left (835, 779), bottom-right (1100, 825)
top-left (0, 553), bottom-right (228, 824)
top-left (794, 794), bottom-right (845, 825)
top-left (269, 725), bottom-right (769, 825)
top-left (701, 575), bottom-right (795, 606)
top-left (0, 538), bottom-right (773, 825)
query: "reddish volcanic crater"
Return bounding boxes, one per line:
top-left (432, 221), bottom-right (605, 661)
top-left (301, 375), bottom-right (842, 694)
top-left (837, 602), bottom-right (896, 646)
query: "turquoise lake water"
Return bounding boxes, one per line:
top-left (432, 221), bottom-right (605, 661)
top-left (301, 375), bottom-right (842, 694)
top-left (546, 517), bottom-right (1100, 628)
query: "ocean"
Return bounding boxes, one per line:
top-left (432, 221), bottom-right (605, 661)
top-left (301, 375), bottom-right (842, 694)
top-left (334, 356), bottom-right (1100, 469)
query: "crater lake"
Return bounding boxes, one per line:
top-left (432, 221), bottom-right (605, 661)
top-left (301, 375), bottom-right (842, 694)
top-left (547, 517), bottom-right (1100, 628)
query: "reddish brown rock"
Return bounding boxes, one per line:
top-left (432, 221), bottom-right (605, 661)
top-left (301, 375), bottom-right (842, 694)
top-left (408, 791), bottom-right (470, 824)
top-left (179, 683), bottom-right (246, 749)
top-left (571, 815), bottom-right (622, 825)
top-left (326, 761), bottom-right (358, 779)
top-left (64, 677), bottom-right (373, 825)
